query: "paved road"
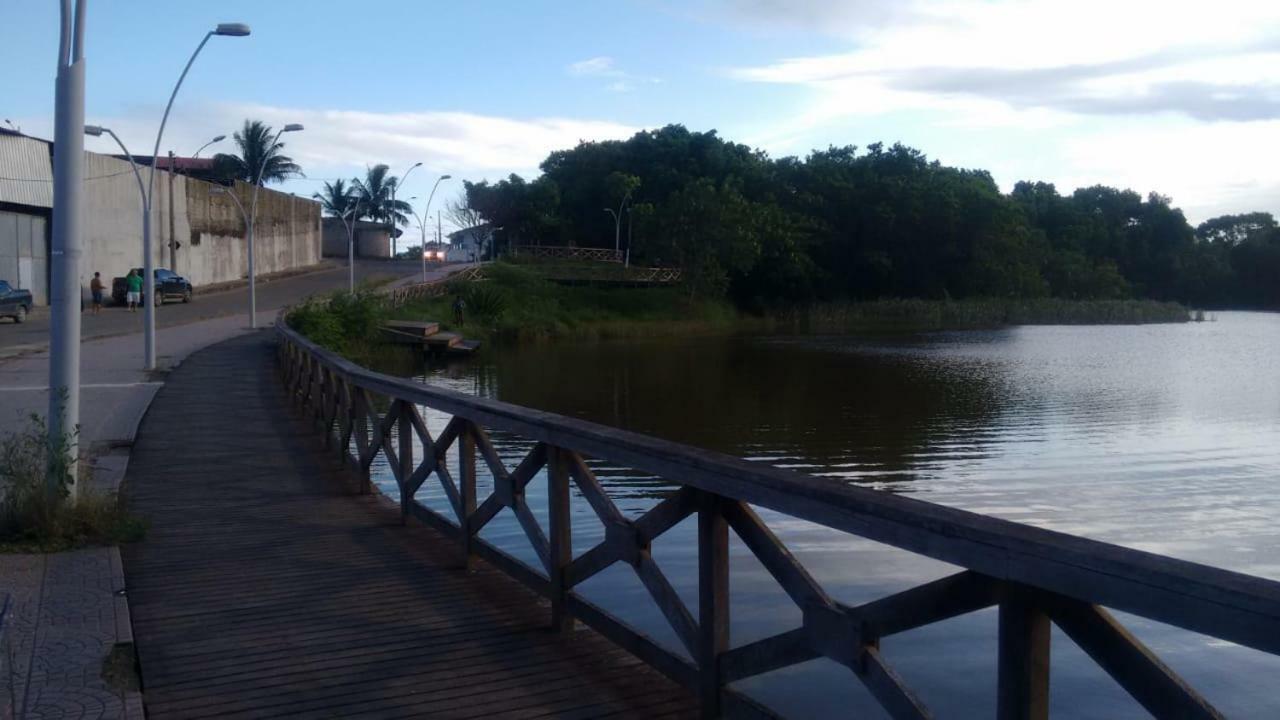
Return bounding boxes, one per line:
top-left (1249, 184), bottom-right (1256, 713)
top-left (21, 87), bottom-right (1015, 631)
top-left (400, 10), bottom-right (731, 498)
top-left (0, 259), bottom-right (429, 353)
top-left (122, 331), bottom-right (694, 719)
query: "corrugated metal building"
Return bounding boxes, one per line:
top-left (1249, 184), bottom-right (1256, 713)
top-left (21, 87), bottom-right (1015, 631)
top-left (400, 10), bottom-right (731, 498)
top-left (0, 129), bottom-right (53, 303)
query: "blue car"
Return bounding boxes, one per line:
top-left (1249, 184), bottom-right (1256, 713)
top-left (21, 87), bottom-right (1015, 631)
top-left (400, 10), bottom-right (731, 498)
top-left (0, 280), bottom-right (33, 323)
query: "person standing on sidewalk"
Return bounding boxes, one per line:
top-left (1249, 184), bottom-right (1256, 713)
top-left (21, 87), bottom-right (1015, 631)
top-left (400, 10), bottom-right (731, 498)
top-left (89, 272), bottom-right (105, 315)
top-left (126, 269), bottom-right (143, 312)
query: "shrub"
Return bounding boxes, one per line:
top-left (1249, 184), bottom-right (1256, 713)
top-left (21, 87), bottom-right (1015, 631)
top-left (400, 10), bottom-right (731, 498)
top-left (286, 290), bottom-right (388, 359)
top-left (0, 414), bottom-right (144, 552)
top-left (465, 283), bottom-right (508, 321)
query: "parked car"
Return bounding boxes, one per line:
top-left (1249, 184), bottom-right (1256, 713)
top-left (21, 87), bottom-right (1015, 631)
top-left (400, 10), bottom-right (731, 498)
top-left (111, 268), bottom-right (192, 306)
top-left (0, 280), bottom-right (33, 323)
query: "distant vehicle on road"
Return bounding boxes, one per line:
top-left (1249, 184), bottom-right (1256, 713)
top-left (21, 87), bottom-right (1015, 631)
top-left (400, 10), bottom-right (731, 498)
top-left (112, 268), bottom-right (193, 307)
top-left (0, 280), bottom-right (33, 323)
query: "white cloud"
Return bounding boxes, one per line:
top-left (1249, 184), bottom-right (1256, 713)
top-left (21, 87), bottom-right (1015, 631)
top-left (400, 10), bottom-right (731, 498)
top-left (566, 56), bottom-right (659, 92)
top-left (724, 0), bottom-right (1280, 220)
top-left (569, 56), bottom-right (621, 77)
top-left (34, 102), bottom-right (639, 233)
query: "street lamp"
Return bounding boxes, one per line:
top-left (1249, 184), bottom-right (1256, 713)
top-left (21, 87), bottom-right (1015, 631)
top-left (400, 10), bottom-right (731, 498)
top-left (136, 22), bottom-right (251, 368)
top-left (419, 174), bottom-right (452, 281)
top-left (49, 0), bottom-right (89, 489)
top-left (246, 123), bottom-right (303, 328)
top-left (605, 189), bottom-right (633, 266)
top-left (85, 125), bottom-right (147, 241)
top-left (391, 162), bottom-right (422, 258)
top-left (193, 134), bottom-right (225, 158)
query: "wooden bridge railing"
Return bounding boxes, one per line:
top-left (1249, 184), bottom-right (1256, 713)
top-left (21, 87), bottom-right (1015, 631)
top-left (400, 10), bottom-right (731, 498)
top-left (511, 245), bottom-right (623, 263)
top-left (276, 319), bottom-right (1280, 719)
top-left (388, 264), bottom-right (485, 307)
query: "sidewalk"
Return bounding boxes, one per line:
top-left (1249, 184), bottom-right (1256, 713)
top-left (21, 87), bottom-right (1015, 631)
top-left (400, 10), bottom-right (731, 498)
top-left (0, 261), bottom-right (465, 719)
top-left (0, 311), bottom-right (275, 720)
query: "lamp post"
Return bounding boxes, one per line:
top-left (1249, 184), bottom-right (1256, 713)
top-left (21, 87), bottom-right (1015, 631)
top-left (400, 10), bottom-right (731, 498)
top-left (604, 189), bottom-right (632, 265)
top-left (49, 0), bottom-right (88, 489)
top-left (84, 125), bottom-right (146, 233)
top-left (192, 134), bottom-right (225, 158)
top-left (135, 22), bottom-right (250, 369)
top-left (390, 162), bottom-right (422, 259)
top-left (244, 123), bottom-right (303, 327)
top-left (419, 174), bottom-right (451, 281)
top-left (345, 198), bottom-right (361, 294)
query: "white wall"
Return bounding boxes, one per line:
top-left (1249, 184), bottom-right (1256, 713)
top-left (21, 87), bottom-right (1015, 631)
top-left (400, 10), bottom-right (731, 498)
top-left (79, 153), bottom-right (320, 290)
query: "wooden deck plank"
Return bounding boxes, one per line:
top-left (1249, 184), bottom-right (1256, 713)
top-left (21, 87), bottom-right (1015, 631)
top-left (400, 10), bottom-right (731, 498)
top-left (121, 331), bottom-right (695, 719)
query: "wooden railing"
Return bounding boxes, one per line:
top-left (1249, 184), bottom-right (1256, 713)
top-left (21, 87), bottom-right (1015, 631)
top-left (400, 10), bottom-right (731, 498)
top-left (276, 319), bottom-right (1280, 719)
top-left (511, 245), bottom-right (623, 263)
top-left (540, 265), bottom-right (683, 284)
top-left (388, 264), bottom-right (485, 307)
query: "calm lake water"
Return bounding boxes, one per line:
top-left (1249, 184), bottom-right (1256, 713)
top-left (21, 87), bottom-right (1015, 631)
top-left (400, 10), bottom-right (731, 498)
top-left (370, 311), bottom-right (1280, 718)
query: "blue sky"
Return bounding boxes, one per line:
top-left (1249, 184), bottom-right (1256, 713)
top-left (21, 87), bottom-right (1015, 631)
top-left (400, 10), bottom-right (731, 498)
top-left (4, 0), bottom-right (1278, 232)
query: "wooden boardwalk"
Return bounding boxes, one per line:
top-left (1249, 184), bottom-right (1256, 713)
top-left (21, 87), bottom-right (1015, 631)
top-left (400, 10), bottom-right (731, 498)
top-left (121, 332), bottom-right (694, 719)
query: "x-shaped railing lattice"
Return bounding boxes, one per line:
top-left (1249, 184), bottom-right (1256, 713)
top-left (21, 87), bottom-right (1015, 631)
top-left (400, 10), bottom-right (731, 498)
top-left (279, 321), bottom-right (1280, 720)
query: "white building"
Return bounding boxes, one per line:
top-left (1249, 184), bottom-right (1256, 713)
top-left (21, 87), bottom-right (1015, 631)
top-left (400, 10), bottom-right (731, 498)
top-left (0, 128), bottom-right (322, 305)
top-left (446, 224), bottom-right (493, 263)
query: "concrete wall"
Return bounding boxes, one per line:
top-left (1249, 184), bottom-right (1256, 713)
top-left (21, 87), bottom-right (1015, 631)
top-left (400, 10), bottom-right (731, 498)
top-left (79, 153), bottom-right (320, 289)
top-left (321, 219), bottom-right (392, 259)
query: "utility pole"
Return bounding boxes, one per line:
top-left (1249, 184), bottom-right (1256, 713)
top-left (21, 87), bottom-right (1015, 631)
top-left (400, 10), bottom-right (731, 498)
top-left (50, 0), bottom-right (88, 492)
top-left (168, 150), bottom-right (177, 269)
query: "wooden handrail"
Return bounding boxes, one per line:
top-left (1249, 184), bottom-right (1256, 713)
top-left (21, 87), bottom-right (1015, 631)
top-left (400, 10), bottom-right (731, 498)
top-left (276, 316), bottom-right (1278, 719)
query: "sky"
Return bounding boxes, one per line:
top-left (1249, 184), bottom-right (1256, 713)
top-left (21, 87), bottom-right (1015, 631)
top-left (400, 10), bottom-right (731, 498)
top-left (2, 0), bottom-right (1278, 234)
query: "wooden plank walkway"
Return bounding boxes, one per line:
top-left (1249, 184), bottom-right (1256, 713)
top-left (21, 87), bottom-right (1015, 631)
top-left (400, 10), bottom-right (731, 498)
top-left (121, 331), bottom-right (695, 719)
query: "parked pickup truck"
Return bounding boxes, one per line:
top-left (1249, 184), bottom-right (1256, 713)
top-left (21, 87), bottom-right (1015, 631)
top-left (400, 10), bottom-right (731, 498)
top-left (0, 280), bottom-right (33, 323)
top-left (112, 268), bottom-right (193, 306)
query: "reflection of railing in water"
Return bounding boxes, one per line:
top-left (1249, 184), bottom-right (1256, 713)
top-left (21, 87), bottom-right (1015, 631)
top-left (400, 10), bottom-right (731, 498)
top-left (278, 317), bottom-right (1280, 720)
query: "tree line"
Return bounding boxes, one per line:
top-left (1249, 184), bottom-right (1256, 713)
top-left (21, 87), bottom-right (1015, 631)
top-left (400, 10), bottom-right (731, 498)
top-left (459, 125), bottom-right (1279, 309)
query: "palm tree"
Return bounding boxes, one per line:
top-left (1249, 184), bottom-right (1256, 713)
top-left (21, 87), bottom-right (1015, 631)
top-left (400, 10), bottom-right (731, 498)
top-left (351, 164), bottom-right (413, 252)
top-left (212, 119), bottom-right (303, 186)
top-left (314, 179), bottom-right (357, 220)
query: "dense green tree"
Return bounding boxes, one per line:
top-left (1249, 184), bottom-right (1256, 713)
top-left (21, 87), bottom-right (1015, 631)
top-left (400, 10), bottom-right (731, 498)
top-left (459, 124), bottom-right (1278, 310)
top-left (211, 119), bottom-right (303, 185)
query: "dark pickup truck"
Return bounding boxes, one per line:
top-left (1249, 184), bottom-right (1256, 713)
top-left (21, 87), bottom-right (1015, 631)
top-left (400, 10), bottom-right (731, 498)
top-left (112, 268), bottom-right (193, 306)
top-left (0, 280), bottom-right (33, 323)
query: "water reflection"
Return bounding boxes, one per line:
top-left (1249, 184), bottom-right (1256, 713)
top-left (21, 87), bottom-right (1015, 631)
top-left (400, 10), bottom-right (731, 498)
top-left (369, 311), bottom-right (1280, 718)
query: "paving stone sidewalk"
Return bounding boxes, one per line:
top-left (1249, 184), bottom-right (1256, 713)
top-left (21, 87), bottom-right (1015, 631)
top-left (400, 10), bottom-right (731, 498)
top-left (0, 550), bottom-right (140, 719)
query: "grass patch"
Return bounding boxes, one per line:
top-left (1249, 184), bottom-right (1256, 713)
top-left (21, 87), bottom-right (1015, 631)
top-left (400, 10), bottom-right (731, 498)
top-left (389, 261), bottom-right (743, 344)
top-left (0, 415), bottom-right (146, 553)
top-left (285, 287), bottom-right (390, 363)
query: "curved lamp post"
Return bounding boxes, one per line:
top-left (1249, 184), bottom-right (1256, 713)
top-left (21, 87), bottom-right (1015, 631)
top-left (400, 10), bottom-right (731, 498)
top-left (246, 123), bottom-right (304, 327)
top-left (390, 162), bottom-right (422, 259)
top-left (418, 175), bottom-right (452, 280)
top-left (193, 134), bottom-right (225, 158)
top-left (135, 22), bottom-right (250, 369)
top-left (604, 189), bottom-right (633, 266)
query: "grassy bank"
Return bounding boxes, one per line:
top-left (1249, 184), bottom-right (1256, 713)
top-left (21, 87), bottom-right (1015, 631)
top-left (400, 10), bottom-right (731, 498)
top-left (786, 297), bottom-right (1190, 333)
top-left (286, 262), bottom-right (1191, 358)
top-left (387, 262), bottom-right (743, 344)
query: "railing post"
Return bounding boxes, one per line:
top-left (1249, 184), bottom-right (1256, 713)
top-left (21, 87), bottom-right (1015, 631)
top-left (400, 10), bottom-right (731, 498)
top-left (998, 587), bottom-right (1050, 720)
top-left (698, 493), bottom-right (729, 718)
top-left (547, 445), bottom-right (573, 632)
top-left (353, 391), bottom-right (371, 495)
top-left (398, 402), bottom-right (414, 524)
top-left (458, 421), bottom-right (476, 570)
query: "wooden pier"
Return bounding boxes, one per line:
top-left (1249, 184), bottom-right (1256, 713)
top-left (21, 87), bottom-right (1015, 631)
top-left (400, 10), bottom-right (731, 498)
top-left (277, 314), bottom-right (1280, 719)
top-left (121, 332), bottom-right (693, 718)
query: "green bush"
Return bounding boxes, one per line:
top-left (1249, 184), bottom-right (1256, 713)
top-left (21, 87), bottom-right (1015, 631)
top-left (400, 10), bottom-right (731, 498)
top-left (465, 283), bottom-right (508, 321)
top-left (286, 290), bottom-right (389, 360)
top-left (1, 414), bottom-right (145, 552)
